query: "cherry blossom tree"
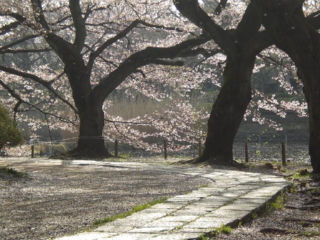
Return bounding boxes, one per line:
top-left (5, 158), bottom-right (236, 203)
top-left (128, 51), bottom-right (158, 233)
top-left (174, 0), bottom-right (320, 172)
top-left (254, 0), bottom-right (320, 172)
top-left (0, 0), bottom-right (210, 157)
top-left (1, 0), bottom-right (319, 172)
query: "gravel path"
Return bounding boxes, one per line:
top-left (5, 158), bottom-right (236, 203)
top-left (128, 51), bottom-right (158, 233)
top-left (0, 158), bottom-right (210, 240)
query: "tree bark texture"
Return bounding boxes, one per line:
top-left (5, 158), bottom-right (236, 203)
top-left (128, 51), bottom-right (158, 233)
top-left (76, 101), bottom-right (111, 157)
top-left (200, 54), bottom-right (255, 164)
top-left (174, 0), bottom-right (271, 165)
top-left (255, 0), bottom-right (320, 173)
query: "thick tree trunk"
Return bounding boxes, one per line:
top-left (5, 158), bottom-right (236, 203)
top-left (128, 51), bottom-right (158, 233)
top-left (305, 86), bottom-right (320, 173)
top-left (74, 100), bottom-right (111, 158)
top-left (294, 39), bottom-right (320, 174)
top-left (200, 55), bottom-right (255, 165)
top-left (297, 57), bottom-right (320, 174)
top-left (256, 0), bottom-right (320, 173)
top-left (62, 59), bottom-right (111, 158)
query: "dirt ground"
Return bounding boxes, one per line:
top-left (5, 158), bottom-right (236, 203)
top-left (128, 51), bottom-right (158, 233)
top-left (0, 158), bottom-right (209, 240)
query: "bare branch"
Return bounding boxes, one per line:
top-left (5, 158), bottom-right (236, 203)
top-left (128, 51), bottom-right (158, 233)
top-left (87, 20), bottom-right (142, 71)
top-left (0, 35), bottom-right (41, 51)
top-left (174, 0), bottom-right (236, 54)
top-left (31, 0), bottom-right (50, 30)
top-left (0, 79), bottom-right (76, 125)
top-left (92, 34), bottom-right (210, 102)
top-left (0, 21), bottom-right (21, 35)
top-left (150, 59), bottom-right (184, 66)
top-left (0, 48), bottom-right (52, 54)
top-left (69, 0), bottom-right (86, 50)
top-left (0, 65), bottom-right (78, 114)
top-left (87, 19), bottom-right (190, 72)
top-left (307, 10), bottom-right (320, 29)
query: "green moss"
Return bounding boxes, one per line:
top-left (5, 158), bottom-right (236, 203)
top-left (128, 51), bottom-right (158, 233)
top-left (291, 169), bottom-right (312, 180)
top-left (219, 225), bottom-right (232, 234)
top-left (199, 225), bottom-right (232, 239)
top-left (270, 193), bottom-right (285, 210)
top-left (251, 212), bottom-right (258, 219)
top-left (198, 235), bottom-right (210, 240)
top-left (300, 230), bottom-right (320, 237)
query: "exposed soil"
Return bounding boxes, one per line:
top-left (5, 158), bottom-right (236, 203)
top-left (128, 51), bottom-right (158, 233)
top-left (0, 159), bottom-right (209, 240)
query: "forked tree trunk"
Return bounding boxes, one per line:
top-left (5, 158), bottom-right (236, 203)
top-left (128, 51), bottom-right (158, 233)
top-left (256, 0), bottom-right (320, 173)
top-left (298, 64), bottom-right (320, 174)
top-left (293, 29), bottom-right (320, 174)
top-left (200, 54), bottom-right (255, 165)
top-left (305, 85), bottom-right (320, 173)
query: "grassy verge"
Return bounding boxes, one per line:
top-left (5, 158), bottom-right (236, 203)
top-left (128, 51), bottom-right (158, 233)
top-left (198, 225), bottom-right (232, 240)
top-left (92, 197), bottom-right (168, 227)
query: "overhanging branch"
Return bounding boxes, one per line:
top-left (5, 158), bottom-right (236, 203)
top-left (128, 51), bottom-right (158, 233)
top-left (0, 65), bottom-right (78, 114)
top-left (0, 79), bottom-right (76, 125)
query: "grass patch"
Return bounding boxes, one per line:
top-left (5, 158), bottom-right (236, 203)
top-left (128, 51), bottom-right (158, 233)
top-left (92, 197), bottom-right (167, 227)
top-left (216, 225), bottom-right (232, 234)
top-left (0, 167), bottom-right (27, 178)
top-left (290, 168), bottom-right (312, 180)
top-left (198, 234), bottom-right (210, 240)
top-left (251, 212), bottom-right (258, 219)
top-left (300, 230), bottom-right (320, 237)
top-left (270, 192), bottom-right (286, 210)
top-left (198, 225), bottom-right (232, 239)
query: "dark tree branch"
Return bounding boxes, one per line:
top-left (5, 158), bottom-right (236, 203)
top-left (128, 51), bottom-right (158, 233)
top-left (173, 0), bottom-right (236, 54)
top-left (31, 0), bottom-right (50, 30)
top-left (0, 79), bottom-right (76, 125)
top-left (13, 100), bottom-right (22, 121)
top-left (30, 0), bottom-right (82, 65)
top-left (69, 0), bottom-right (86, 51)
top-left (0, 21), bottom-right (21, 35)
top-left (87, 20), bottom-right (144, 72)
top-left (92, 34), bottom-right (210, 102)
top-left (0, 35), bottom-right (41, 51)
top-left (0, 48), bottom-right (52, 54)
top-left (215, 0), bottom-right (228, 15)
top-left (150, 59), bottom-right (184, 66)
top-left (179, 47), bottom-right (222, 58)
top-left (0, 65), bottom-right (78, 114)
top-left (307, 11), bottom-right (320, 29)
top-left (236, 1), bottom-right (263, 42)
top-left (87, 19), bottom-right (190, 72)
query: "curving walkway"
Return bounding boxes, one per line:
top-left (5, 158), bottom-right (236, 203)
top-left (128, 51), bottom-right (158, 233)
top-left (55, 161), bottom-right (289, 240)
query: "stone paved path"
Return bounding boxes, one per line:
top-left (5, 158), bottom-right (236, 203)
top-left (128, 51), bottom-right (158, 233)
top-left (55, 161), bottom-right (289, 240)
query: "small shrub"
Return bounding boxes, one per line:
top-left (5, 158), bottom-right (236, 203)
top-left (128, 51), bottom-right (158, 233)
top-left (0, 167), bottom-right (27, 178)
top-left (0, 106), bottom-right (23, 151)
